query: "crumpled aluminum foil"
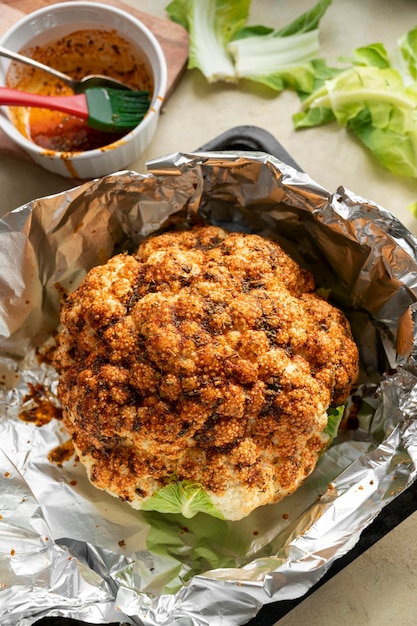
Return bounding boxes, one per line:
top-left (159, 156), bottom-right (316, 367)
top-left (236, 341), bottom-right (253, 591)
top-left (1, 151), bottom-right (417, 626)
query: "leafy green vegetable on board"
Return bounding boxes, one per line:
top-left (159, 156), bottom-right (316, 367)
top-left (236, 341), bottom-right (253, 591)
top-left (166, 0), bottom-right (333, 87)
top-left (228, 0), bottom-right (332, 89)
top-left (166, 0), bottom-right (251, 82)
top-left (167, 0), bottom-right (417, 184)
top-left (398, 27), bottom-right (417, 81)
top-left (294, 27), bottom-right (417, 178)
top-left (228, 30), bottom-right (321, 90)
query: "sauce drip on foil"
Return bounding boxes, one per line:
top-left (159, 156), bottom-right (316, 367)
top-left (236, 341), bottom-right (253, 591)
top-left (19, 381), bottom-right (76, 467)
top-left (19, 382), bottom-right (62, 427)
top-left (48, 439), bottom-right (75, 466)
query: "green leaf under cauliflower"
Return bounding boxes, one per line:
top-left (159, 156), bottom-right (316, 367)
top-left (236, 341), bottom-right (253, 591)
top-left (141, 479), bottom-right (225, 519)
top-left (324, 405), bottom-right (345, 446)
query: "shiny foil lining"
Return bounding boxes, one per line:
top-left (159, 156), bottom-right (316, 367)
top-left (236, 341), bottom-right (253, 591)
top-left (1, 151), bottom-right (417, 626)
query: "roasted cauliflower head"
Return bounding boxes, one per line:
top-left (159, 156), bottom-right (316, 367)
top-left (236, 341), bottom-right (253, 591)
top-left (54, 225), bottom-right (359, 520)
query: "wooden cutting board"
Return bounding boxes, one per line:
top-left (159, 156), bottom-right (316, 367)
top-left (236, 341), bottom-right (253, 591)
top-left (0, 0), bottom-right (189, 162)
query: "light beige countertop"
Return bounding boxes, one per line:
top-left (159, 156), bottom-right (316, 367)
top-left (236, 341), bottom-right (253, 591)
top-left (2, 1), bottom-right (417, 625)
top-left (277, 512), bottom-right (417, 626)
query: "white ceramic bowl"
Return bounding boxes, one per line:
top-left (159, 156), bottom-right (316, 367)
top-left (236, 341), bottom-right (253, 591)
top-left (0, 2), bottom-right (167, 179)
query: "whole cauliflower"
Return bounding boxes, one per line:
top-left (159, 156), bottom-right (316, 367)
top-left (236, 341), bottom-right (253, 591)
top-left (54, 225), bottom-right (359, 520)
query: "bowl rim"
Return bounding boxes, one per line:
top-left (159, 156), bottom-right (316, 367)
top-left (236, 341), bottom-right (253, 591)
top-left (0, 0), bottom-right (168, 161)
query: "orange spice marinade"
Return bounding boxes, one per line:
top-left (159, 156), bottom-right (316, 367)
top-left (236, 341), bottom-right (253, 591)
top-left (5, 29), bottom-right (154, 152)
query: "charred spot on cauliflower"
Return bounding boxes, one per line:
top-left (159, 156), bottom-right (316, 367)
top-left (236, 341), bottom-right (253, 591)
top-left (54, 225), bottom-right (359, 521)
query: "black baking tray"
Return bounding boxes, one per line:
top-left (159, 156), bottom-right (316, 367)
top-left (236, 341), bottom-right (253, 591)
top-left (34, 126), bottom-right (417, 626)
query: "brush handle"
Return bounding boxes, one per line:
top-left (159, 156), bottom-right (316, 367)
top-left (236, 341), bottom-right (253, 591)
top-left (0, 87), bottom-right (88, 119)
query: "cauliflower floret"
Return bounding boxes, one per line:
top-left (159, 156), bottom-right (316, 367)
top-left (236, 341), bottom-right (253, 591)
top-left (54, 225), bottom-right (359, 521)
